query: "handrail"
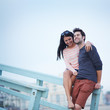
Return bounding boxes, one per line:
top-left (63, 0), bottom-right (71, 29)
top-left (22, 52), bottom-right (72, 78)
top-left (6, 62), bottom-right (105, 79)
top-left (0, 64), bottom-right (102, 110)
top-left (0, 64), bottom-right (63, 85)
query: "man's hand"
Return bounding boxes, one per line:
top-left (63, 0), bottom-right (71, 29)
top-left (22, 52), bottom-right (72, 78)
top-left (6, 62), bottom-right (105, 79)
top-left (73, 70), bottom-right (78, 76)
top-left (95, 83), bottom-right (101, 89)
top-left (85, 41), bottom-right (92, 52)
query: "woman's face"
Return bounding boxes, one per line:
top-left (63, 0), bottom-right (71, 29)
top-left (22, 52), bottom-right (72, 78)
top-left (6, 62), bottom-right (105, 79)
top-left (64, 36), bottom-right (74, 47)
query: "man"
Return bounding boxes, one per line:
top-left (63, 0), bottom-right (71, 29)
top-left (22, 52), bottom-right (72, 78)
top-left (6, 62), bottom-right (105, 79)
top-left (72, 28), bottom-right (102, 110)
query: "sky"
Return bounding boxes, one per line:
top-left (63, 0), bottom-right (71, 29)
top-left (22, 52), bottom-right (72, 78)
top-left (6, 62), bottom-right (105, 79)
top-left (0, 0), bottom-right (110, 92)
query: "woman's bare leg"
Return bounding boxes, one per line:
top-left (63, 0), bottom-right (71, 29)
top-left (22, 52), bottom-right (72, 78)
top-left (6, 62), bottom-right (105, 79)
top-left (70, 75), bottom-right (76, 96)
top-left (63, 70), bottom-right (76, 108)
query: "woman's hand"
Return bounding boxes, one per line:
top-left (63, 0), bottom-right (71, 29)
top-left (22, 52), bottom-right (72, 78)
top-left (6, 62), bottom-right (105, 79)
top-left (73, 70), bottom-right (78, 76)
top-left (85, 41), bottom-right (92, 52)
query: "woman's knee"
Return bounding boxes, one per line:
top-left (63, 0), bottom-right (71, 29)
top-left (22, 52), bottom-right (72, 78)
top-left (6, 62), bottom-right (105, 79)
top-left (63, 70), bottom-right (72, 78)
top-left (63, 71), bottom-right (71, 86)
top-left (63, 70), bottom-right (69, 77)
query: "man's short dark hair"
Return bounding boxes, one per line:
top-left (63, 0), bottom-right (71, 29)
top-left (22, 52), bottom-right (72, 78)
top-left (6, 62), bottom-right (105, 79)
top-left (73, 28), bottom-right (86, 41)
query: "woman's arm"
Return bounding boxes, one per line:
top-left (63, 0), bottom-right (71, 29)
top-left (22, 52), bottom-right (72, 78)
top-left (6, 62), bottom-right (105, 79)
top-left (64, 56), bottom-right (78, 76)
top-left (85, 41), bottom-right (92, 52)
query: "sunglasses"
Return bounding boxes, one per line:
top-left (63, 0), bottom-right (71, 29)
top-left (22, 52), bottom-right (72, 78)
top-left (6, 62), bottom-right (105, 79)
top-left (61, 31), bottom-right (70, 36)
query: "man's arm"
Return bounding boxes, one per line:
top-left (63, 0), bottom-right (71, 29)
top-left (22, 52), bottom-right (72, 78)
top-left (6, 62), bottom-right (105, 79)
top-left (87, 45), bottom-right (102, 70)
top-left (95, 70), bottom-right (102, 89)
top-left (87, 45), bottom-right (103, 89)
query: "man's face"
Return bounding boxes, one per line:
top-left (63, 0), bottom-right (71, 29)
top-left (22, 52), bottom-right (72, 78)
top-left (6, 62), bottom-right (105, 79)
top-left (74, 31), bottom-right (84, 44)
top-left (64, 36), bottom-right (74, 47)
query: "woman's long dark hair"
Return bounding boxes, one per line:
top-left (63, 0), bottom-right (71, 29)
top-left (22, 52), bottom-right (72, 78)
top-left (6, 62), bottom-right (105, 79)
top-left (57, 30), bottom-right (74, 60)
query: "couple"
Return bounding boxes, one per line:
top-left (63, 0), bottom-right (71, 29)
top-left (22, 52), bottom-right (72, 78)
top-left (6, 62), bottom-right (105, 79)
top-left (57, 28), bottom-right (102, 110)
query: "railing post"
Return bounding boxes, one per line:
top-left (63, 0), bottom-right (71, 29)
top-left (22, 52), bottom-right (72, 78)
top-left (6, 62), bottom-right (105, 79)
top-left (36, 79), bottom-right (43, 86)
top-left (28, 89), bottom-right (37, 110)
top-left (32, 79), bottom-right (43, 110)
top-left (90, 88), bottom-right (102, 110)
top-left (0, 70), bottom-right (2, 75)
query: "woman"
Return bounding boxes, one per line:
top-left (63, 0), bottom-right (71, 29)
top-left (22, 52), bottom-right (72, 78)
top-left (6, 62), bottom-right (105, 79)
top-left (57, 30), bottom-right (91, 109)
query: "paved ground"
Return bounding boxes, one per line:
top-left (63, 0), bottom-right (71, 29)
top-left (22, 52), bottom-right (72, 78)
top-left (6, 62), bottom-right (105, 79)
top-left (85, 105), bottom-right (110, 110)
top-left (40, 105), bottom-right (110, 110)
